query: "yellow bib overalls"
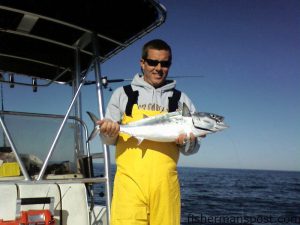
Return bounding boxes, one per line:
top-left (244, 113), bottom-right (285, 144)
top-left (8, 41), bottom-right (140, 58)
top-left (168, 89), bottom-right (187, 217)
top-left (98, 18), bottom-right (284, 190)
top-left (111, 104), bottom-right (180, 225)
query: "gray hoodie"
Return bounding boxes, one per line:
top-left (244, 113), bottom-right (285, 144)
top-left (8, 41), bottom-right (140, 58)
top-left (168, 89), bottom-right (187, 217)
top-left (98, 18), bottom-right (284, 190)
top-left (104, 74), bottom-right (200, 155)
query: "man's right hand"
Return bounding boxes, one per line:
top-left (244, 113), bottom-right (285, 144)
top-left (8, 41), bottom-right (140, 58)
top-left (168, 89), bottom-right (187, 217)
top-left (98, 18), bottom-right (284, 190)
top-left (97, 119), bottom-right (120, 138)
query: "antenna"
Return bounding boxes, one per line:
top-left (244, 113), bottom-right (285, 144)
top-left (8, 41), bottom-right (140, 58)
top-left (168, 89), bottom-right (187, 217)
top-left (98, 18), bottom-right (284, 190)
top-left (0, 72), bottom-right (4, 111)
top-left (169, 75), bottom-right (205, 79)
top-left (0, 72), bottom-right (7, 147)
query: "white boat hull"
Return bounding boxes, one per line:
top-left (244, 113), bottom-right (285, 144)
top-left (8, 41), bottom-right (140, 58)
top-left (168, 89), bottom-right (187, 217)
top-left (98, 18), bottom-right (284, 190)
top-left (0, 182), bottom-right (107, 225)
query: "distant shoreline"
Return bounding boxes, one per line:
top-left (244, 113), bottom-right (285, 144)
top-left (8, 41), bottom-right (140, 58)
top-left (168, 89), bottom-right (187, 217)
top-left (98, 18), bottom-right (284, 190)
top-left (92, 162), bottom-right (300, 173)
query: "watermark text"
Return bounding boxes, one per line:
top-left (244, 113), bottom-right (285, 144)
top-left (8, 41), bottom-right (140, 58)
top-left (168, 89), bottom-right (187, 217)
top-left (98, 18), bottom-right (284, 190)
top-left (186, 213), bottom-right (300, 224)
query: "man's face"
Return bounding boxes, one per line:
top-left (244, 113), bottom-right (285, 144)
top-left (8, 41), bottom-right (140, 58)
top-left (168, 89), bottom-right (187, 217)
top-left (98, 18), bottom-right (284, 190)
top-left (140, 49), bottom-right (171, 88)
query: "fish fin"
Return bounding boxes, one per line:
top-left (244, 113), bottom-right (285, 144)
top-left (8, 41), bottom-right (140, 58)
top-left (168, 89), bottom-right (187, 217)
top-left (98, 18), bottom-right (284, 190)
top-left (182, 103), bottom-right (192, 117)
top-left (86, 111), bottom-right (100, 142)
top-left (143, 114), bottom-right (149, 119)
top-left (136, 137), bottom-right (144, 145)
top-left (87, 127), bottom-right (99, 142)
top-left (177, 102), bottom-right (183, 111)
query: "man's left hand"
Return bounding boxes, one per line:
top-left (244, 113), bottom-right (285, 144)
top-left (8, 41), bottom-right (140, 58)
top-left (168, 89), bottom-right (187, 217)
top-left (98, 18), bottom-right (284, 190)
top-left (175, 133), bottom-right (196, 145)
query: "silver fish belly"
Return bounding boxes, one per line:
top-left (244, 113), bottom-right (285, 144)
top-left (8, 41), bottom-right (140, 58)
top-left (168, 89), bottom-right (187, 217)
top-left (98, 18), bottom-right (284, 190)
top-left (119, 115), bottom-right (193, 142)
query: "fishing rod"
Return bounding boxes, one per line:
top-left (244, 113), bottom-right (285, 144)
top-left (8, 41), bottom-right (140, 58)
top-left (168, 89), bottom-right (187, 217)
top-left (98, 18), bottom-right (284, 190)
top-left (84, 75), bottom-right (205, 91)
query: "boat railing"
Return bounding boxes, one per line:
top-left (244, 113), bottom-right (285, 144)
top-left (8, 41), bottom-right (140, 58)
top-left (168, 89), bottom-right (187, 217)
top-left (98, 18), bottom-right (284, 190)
top-left (0, 110), bottom-right (108, 184)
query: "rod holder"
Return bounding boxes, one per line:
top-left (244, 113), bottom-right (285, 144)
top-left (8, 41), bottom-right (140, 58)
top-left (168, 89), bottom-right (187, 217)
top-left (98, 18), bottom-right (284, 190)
top-left (9, 73), bottom-right (15, 88)
top-left (32, 78), bottom-right (37, 92)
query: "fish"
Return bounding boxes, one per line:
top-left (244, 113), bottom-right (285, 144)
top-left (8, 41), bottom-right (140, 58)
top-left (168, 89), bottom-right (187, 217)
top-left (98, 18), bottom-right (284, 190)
top-left (87, 103), bottom-right (228, 144)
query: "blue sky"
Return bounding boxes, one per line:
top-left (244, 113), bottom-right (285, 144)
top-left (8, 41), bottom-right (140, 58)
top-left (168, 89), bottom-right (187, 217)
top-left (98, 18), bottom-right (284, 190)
top-left (2, 0), bottom-right (300, 171)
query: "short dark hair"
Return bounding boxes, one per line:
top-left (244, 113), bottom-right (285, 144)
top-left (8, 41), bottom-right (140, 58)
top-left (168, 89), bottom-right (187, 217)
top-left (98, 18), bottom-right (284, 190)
top-left (142, 39), bottom-right (172, 62)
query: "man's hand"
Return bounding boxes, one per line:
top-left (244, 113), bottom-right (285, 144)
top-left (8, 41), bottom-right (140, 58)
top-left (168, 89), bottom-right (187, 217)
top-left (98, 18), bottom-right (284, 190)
top-left (175, 133), bottom-right (206, 145)
top-left (97, 119), bottom-right (120, 138)
top-left (175, 133), bottom-right (196, 145)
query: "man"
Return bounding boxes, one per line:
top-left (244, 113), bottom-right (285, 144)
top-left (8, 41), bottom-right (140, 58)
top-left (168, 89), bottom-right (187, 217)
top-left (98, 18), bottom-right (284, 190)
top-left (98, 39), bottom-right (201, 225)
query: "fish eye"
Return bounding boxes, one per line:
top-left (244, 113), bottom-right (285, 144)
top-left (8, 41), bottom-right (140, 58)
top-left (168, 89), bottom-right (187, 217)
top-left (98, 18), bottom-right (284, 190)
top-left (210, 114), bottom-right (217, 119)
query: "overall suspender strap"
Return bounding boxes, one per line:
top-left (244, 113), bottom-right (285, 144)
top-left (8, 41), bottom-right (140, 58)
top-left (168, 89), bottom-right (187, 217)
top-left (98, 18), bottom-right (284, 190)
top-left (123, 85), bottom-right (139, 116)
top-left (123, 85), bottom-right (181, 115)
top-left (168, 89), bottom-right (181, 112)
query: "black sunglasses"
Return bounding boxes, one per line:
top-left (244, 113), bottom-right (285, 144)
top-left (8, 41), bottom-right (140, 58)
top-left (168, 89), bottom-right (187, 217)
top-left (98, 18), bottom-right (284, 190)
top-left (144, 58), bottom-right (172, 68)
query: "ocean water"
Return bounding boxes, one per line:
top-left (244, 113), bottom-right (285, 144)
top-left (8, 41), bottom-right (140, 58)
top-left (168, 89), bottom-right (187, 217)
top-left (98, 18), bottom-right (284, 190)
top-left (94, 165), bottom-right (300, 225)
top-left (179, 167), bottom-right (300, 225)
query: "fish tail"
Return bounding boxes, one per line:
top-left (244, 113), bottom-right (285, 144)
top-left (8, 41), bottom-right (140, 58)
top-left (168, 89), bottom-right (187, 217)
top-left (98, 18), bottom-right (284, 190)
top-left (86, 111), bottom-right (100, 142)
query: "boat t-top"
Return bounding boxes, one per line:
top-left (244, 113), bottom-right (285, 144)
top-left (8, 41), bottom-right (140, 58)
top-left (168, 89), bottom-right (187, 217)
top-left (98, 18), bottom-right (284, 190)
top-left (0, 1), bottom-right (166, 224)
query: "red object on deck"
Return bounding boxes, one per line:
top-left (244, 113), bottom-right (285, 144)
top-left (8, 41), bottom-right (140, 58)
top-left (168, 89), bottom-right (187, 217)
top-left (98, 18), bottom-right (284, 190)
top-left (0, 210), bottom-right (55, 225)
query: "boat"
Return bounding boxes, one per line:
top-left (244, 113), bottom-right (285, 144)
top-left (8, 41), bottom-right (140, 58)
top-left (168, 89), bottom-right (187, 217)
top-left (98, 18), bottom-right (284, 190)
top-left (0, 1), bottom-right (166, 224)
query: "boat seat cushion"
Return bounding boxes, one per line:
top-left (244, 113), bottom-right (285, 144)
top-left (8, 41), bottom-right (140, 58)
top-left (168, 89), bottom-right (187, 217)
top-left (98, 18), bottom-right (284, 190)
top-left (0, 183), bottom-right (89, 225)
top-left (0, 184), bottom-right (18, 220)
top-left (59, 183), bottom-right (89, 225)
